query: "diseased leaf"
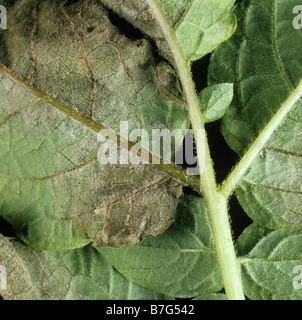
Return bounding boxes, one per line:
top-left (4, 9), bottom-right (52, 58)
top-left (100, 0), bottom-right (191, 62)
top-left (174, 0), bottom-right (237, 61)
top-left (209, 0), bottom-right (302, 229)
top-left (199, 83), bottom-right (233, 123)
top-left (0, 234), bottom-right (166, 300)
top-left (99, 195), bottom-right (223, 298)
top-left (102, 0), bottom-right (236, 63)
top-left (237, 224), bottom-right (302, 300)
top-left (0, 0), bottom-right (188, 250)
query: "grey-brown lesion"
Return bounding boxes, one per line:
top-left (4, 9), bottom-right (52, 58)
top-left (28, 1), bottom-right (39, 84)
top-left (59, 3), bottom-right (96, 119)
top-left (93, 176), bottom-right (182, 247)
top-left (0, 0), bottom-right (188, 250)
top-left (2, 0), bottom-right (188, 137)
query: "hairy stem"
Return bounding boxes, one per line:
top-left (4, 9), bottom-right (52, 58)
top-left (220, 81), bottom-right (302, 199)
top-left (146, 0), bottom-right (245, 300)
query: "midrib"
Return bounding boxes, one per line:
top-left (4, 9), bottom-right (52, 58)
top-left (0, 64), bottom-right (200, 191)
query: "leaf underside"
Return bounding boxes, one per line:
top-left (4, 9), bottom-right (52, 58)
top-left (199, 83), bottom-right (233, 123)
top-left (209, 0), bottom-right (302, 230)
top-left (1, 0), bottom-right (302, 301)
top-left (174, 0), bottom-right (237, 61)
top-left (0, 235), bottom-right (166, 300)
top-left (99, 196), bottom-right (223, 298)
top-left (0, 0), bottom-right (189, 250)
top-left (102, 0), bottom-right (237, 62)
top-left (237, 224), bottom-right (302, 300)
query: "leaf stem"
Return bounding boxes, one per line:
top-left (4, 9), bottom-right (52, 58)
top-left (0, 64), bottom-right (200, 192)
top-left (220, 80), bottom-right (302, 199)
top-left (146, 0), bottom-right (245, 300)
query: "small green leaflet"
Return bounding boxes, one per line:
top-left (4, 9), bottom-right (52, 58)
top-left (99, 195), bottom-right (223, 298)
top-left (0, 235), bottom-right (166, 300)
top-left (175, 0), bottom-right (237, 61)
top-left (198, 83), bottom-right (233, 123)
top-left (237, 223), bottom-right (302, 300)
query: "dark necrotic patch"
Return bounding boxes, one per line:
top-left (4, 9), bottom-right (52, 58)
top-left (108, 10), bottom-right (144, 41)
top-left (0, 216), bottom-right (15, 237)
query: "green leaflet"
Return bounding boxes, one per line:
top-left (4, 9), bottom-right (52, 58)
top-left (0, 235), bottom-right (166, 300)
top-left (99, 196), bottom-right (223, 298)
top-left (175, 0), bottom-right (237, 61)
top-left (209, 0), bottom-right (302, 229)
top-left (0, 0), bottom-right (188, 250)
top-left (198, 83), bottom-right (233, 123)
top-left (237, 223), bottom-right (302, 300)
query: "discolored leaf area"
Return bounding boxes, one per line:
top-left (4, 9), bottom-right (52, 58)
top-left (0, 235), bottom-right (167, 300)
top-left (209, 0), bottom-right (302, 229)
top-left (0, 0), bottom-right (189, 250)
top-left (101, 0), bottom-right (236, 63)
top-left (100, 0), bottom-right (191, 62)
top-left (237, 223), bottom-right (302, 300)
top-left (99, 196), bottom-right (223, 298)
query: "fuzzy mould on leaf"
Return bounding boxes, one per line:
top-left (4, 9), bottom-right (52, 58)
top-left (0, 0), bottom-right (189, 250)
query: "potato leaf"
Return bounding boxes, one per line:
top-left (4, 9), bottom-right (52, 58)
top-left (237, 223), bottom-right (302, 300)
top-left (102, 0), bottom-right (236, 62)
top-left (99, 195), bottom-right (223, 298)
top-left (174, 0), bottom-right (237, 61)
top-left (198, 83), bottom-right (233, 123)
top-left (0, 0), bottom-right (188, 250)
top-left (209, 0), bottom-right (302, 229)
top-left (100, 0), bottom-right (191, 62)
top-left (0, 235), bottom-right (166, 300)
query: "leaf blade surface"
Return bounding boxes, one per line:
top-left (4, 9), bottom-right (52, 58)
top-left (0, 0), bottom-right (188, 250)
top-left (99, 196), bottom-right (223, 298)
top-left (209, 0), bottom-right (302, 229)
top-left (237, 223), bottom-right (302, 300)
top-left (0, 235), bottom-right (166, 300)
